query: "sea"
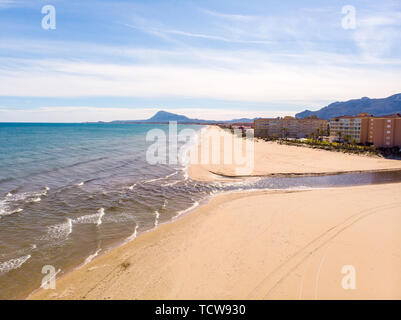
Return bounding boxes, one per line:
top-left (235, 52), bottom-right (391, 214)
top-left (1, 122), bottom-right (401, 299)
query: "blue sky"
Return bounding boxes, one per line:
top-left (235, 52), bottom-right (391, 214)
top-left (0, 0), bottom-right (400, 122)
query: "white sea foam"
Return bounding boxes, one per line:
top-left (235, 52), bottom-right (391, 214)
top-left (102, 212), bottom-right (135, 224)
top-left (0, 201), bottom-right (8, 216)
top-left (165, 171), bottom-right (179, 179)
top-left (144, 171), bottom-right (180, 184)
top-left (41, 187), bottom-right (50, 196)
top-left (0, 255), bottom-right (31, 274)
top-left (126, 225), bottom-right (139, 242)
top-left (84, 249), bottom-right (101, 265)
top-left (128, 184), bottom-right (136, 190)
top-left (46, 218), bottom-right (73, 241)
top-left (174, 201), bottom-right (199, 220)
top-left (1, 188), bottom-right (49, 213)
top-left (77, 182), bottom-right (84, 186)
top-left (154, 210), bottom-right (160, 228)
top-left (144, 176), bottom-right (164, 183)
top-left (285, 186), bottom-right (315, 191)
top-left (96, 208), bottom-right (105, 226)
top-left (183, 170), bottom-right (189, 180)
top-left (0, 199), bottom-right (23, 217)
top-left (161, 180), bottom-right (180, 187)
top-left (73, 208), bottom-right (105, 226)
top-left (181, 161), bottom-right (191, 179)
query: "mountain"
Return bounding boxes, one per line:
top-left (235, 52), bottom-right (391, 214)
top-left (111, 110), bottom-right (256, 124)
top-left (147, 111), bottom-right (190, 122)
top-left (228, 117), bottom-right (258, 123)
top-left (296, 93), bottom-right (401, 120)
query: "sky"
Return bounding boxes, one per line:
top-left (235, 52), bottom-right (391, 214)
top-left (0, 0), bottom-right (400, 122)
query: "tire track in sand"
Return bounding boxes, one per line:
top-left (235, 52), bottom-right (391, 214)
top-left (247, 201), bottom-right (401, 299)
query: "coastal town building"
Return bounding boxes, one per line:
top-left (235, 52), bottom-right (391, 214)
top-left (329, 113), bottom-right (370, 143)
top-left (254, 116), bottom-right (328, 139)
top-left (329, 113), bottom-right (401, 147)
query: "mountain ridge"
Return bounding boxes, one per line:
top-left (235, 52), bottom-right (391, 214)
top-left (97, 93), bottom-right (401, 124)
top-left (296, 93), bottom-right (401, 120)
top-left (110, 110), bottom-right (257, 124)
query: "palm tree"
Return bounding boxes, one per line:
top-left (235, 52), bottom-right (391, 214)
top-left (281, 128), bottom-right (289, 140)
top-left (343, 134), bottom-right (352, 145)
top-left (337, 131), bottom-right (343, 142)
top-left (316, 129), bottom-right (326, 141)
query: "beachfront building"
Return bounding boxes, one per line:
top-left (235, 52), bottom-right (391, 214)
top-left (329, 113), bottom-right (370, 143)
top-left (254, 116), bottom-right (328, 139)
top-left (329, 113), bottom-right (401, 147)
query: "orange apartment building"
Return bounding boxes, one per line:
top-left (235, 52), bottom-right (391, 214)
top-left (254, 116), bottom-right (328, 139)
top-left (330, 113), bottom-right (401, 147)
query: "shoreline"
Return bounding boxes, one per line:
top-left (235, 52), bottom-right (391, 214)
top-left (25, 174), bottom-right (400, 300)
top-left (29, 182), bottom-right (401, 299)
top-left (206, 167), bottom-right (401, 179)
top-left (26, 172), bottom-right (401, 299)
top-left (27, 125), bottom-right (401, 300)
top-left (26, 187), bottom-right (211, 300)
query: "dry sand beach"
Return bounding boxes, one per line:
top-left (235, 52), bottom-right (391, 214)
top-left (189, 126), bottom-right (401, 181)
top-left (30, 126), bottom-right (401, 300)
top-left (30, 184), bottom-right (401, 300)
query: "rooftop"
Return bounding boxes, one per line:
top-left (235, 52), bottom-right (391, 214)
top-left (331, 113), bottom-right (401, 120)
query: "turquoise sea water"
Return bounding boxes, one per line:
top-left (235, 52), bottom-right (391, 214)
top-left (0, 123), bottom-right (209, 298)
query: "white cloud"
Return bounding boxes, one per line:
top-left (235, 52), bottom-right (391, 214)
top-left (0, 0), bottom-right (15, 6)
top-left (359, 13), bottom-right (401, 27)
top-left (0, 54), bottom-right (400, 104)
top-left (1, 5), bottom-right (400, 124)
top-left (160, 29), bottom-right (274, 44)
top-left (354, 11), bottom-right (401, 59)
top-left (0, 106), bottom-right (294, 122)
top-left (200, 9), bottom-right (260, 22)
top-left (0, 0), bottom-right (25, 9)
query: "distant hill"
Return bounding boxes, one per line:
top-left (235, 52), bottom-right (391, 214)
top-left (296, 93), bottom-right (401, 120)
top-left (229, 117), bottom-right (258, 123)
top-left (110, 110), bottom-right (256, 124)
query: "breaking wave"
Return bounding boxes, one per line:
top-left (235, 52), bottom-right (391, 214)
top-left (125, 225), bottom-right (139, 242)
top-left (154, 210), bottom-right (160, 228)
top-left (174, 201), bottom-right (199, 219)
top-left (84, 249), bottom-right (102, 265)
top-left (45, 218), bottom-right (73, 241)
top-left (0, 255), bottom-right (31, 274)
top-left (73, 208), bottom-right (105, 226)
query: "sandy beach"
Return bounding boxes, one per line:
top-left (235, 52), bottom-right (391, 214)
top-left (30, 182), bottom-right (401, 300)
top-left (189, 126), bottom-right (401, 181)
top-left (29, 126), bottom-right (401, 300)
